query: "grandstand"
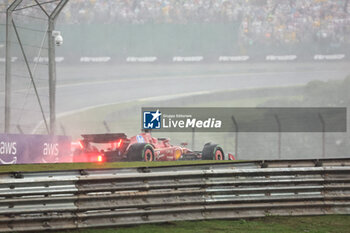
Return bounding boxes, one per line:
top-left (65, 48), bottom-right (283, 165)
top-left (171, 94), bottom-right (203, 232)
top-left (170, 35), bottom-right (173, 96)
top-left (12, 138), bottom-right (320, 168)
top-left (1, 0), bottom-right (349, 61)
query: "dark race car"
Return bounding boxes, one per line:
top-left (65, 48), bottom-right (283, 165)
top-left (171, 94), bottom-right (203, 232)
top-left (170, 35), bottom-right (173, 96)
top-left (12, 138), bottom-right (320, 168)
top-left (72, 132), bottom-right (235, 162)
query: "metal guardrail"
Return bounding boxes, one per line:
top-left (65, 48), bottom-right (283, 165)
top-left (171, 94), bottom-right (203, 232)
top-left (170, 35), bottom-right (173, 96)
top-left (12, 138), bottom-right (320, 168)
top-left (0, 158), bottom-right (350, 232)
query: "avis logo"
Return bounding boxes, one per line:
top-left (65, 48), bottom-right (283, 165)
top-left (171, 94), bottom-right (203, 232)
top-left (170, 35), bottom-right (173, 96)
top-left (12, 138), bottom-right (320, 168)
top-left (143, 109), bottom-right (161, 129)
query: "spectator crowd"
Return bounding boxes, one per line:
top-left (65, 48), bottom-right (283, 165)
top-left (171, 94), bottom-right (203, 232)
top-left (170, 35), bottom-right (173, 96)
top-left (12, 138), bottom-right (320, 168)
top-left (1, 0), bottom-right (350, 52)
top-left (60, 0), bottom-right (350, 51)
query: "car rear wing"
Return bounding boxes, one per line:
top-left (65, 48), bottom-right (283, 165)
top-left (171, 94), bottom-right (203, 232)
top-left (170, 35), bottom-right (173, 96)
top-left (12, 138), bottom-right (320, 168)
top-left (81, 133), bottom-right (127, 143)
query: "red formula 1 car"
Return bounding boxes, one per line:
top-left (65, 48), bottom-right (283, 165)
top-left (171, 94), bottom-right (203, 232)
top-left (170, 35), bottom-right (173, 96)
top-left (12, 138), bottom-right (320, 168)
top-left (72, 132), bottom-right (235, 162)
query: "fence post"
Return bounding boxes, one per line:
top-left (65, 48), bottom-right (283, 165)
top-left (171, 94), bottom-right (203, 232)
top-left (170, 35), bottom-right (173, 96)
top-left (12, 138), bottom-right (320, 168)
top-left (103, 120), bottom-right (111, 133)
top-left (231, 115), bottom-right (239, 159)
top-left (191, 127), bottom-right (195, 151)
top-left (318, 113), bottom-right (326, 158)
top-left (60, 124), bottom-right (66, 136)
top-left (16, 124), bottom-right (23, 134)
top-left (274, 114), bottom-right (281, 159)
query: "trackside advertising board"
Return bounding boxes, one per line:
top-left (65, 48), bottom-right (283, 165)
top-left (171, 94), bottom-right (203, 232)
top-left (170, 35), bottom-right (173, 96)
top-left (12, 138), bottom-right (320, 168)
top-left (0, 134), bottom-right (72, 165)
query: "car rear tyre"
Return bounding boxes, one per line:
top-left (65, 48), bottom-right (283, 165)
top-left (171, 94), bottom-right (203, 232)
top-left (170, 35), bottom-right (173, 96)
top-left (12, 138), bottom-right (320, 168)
top-left (201, 143), bottom-right (224, 160)
top-left (127, 143), bottom-right (154, 162)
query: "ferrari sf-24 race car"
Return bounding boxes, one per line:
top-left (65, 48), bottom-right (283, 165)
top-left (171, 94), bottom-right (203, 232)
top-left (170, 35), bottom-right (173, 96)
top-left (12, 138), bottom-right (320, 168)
top-left (72, 132), bottom-right (235, 162)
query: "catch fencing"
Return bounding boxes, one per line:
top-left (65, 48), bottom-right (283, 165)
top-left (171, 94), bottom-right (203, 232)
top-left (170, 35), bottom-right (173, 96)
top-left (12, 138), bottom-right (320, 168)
top-left (0, 158), bottom-right (350, 232)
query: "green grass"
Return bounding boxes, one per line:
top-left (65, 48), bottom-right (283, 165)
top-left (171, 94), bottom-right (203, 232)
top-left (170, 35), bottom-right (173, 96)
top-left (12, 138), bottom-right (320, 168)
top-left (0, 159), bottom-right (235, 173)
top-left (59, 215), bottom-right (350, 233)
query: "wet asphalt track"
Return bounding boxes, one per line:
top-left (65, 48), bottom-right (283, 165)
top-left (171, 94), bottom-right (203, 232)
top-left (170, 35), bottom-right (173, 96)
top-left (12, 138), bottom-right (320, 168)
top-left (54, 63), bottom-right (350, 113)
top-left (0, 62), bottom-right (350, 132)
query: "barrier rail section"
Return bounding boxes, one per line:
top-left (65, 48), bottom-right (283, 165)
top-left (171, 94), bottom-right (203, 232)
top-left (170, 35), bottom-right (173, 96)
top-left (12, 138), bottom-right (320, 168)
top-left (0, 158), bottom-right (350, 232)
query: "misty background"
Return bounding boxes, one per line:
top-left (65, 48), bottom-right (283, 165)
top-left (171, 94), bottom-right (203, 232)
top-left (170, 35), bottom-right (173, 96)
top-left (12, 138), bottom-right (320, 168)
top-left (0, 0), bottom-right (349, 160)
